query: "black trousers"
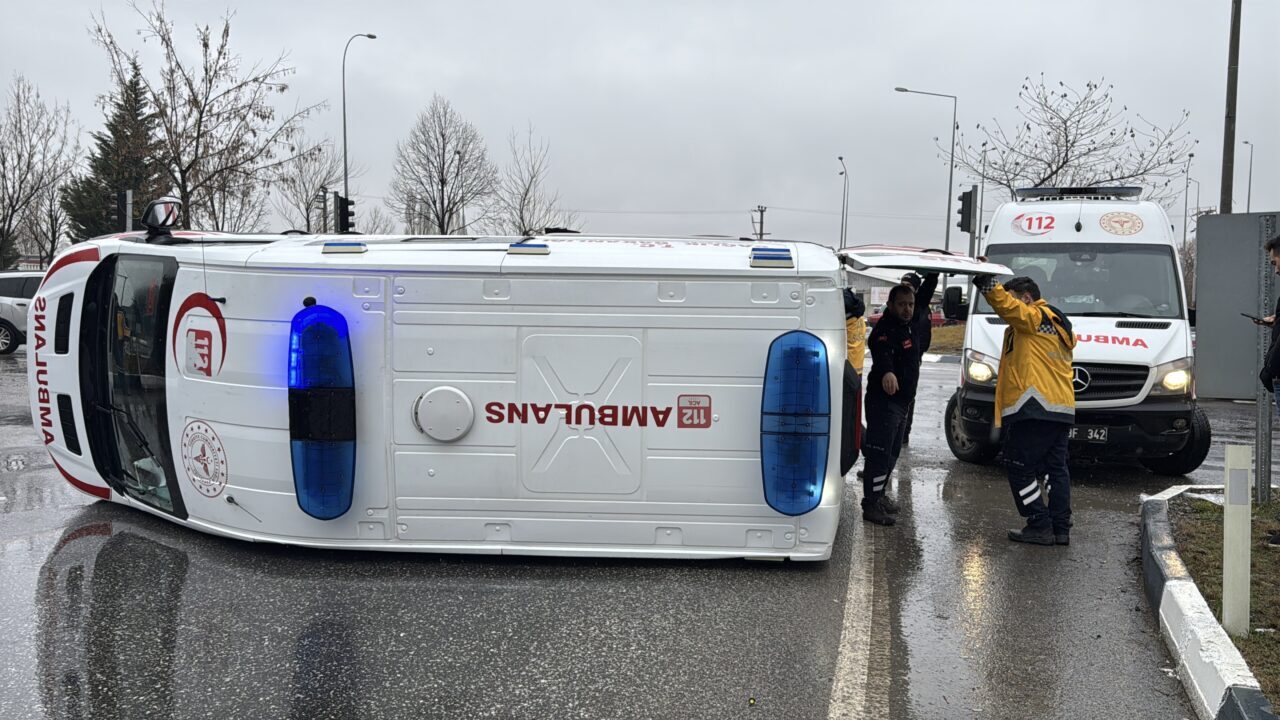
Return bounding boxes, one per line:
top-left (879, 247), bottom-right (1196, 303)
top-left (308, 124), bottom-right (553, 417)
top-left (862, 392), bottom-right (910, 501)
top-left (1003, 419), bottom-right (1071, 530)
top-left (840, 362), bottom-right (863, 476)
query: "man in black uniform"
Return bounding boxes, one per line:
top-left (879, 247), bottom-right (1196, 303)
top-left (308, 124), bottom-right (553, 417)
top-left (861, 284), bottom-right (922, 526)
top-left (899, 271), bottom-right (939, 445)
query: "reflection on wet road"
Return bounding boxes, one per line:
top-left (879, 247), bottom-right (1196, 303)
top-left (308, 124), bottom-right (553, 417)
top-left (4, 357), bottom-right (1257, 718)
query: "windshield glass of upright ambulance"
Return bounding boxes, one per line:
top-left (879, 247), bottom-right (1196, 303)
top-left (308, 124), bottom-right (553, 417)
top-left (974, 243), bottom-right (1183, 318)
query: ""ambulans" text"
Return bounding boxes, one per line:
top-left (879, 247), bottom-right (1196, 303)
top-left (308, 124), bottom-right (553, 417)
top-left (1074, 334), bottom-right (1149, 349)
top-left (32, 296), bottom-right (54, 445)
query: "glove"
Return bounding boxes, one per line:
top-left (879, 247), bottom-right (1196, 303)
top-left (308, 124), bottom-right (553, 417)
top-left (971, 273), bottom-right (998, 293)
top-left (1261, 368), bottom-right (1275, 393)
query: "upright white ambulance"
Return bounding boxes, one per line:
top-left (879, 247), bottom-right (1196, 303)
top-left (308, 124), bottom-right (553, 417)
top-left (30, 200), bottom-right (850, 560)
top-left (943, 187), bottom-right (1210, 475)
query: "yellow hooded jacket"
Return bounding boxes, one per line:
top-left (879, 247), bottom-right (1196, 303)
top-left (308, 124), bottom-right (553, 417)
top-left (846, 316), bottom-right (866, 374)
top-left (978, 280), bottom-right (1077, 427)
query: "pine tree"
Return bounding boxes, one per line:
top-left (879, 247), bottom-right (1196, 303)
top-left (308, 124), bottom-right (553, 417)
top-left (61, 59), bottom-right (165, 241)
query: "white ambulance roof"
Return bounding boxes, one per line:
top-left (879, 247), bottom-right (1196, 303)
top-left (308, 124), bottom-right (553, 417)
top-left (219, 233), bottom-right (842, 277)
top-left (987, 196), bottom-right (1175, 247)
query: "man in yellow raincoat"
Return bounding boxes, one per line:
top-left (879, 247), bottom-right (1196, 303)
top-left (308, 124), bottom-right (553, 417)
top-left (971, 273), bottom-right (1077, 546)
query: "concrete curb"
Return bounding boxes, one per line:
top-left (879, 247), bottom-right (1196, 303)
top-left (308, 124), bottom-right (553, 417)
top-left (1141, 486), bottom-right (1278, 720)
top-left (921, 353), bottom-right (960, 364)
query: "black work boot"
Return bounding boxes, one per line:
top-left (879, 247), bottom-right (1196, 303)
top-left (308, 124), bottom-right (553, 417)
top-left (1007, 523), bottom-right (1055, 546)
top-left (877, 494), bottom-right (900, 515)
top-left (862, 497), bottom-right (896, 526)
top-left (1054, 531), bottom-right (1070, 546)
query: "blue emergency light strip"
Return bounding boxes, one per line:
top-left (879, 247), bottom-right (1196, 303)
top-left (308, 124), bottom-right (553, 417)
top-left (288, 304), bottom-right (357, 520)
top-left (322, 241), bottom-right (367, 254)
top-left (508, 242), bottom-right (550, 255)
top-left (759, 331), bottom-right (830, 515)
top-left (750, 247), bottom-right (794, 268)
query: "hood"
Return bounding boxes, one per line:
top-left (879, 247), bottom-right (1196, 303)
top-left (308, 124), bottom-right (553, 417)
top-left (968, 314), bottom-right (1189, 368)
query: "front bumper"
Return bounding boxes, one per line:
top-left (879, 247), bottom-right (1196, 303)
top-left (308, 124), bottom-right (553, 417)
top-left (955, 385), bottom-right (1194, 459)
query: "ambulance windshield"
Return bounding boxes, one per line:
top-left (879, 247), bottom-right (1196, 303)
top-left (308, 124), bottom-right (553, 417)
top-left (975, 243), bottom-right (1183, 319)
top-left (81, 254), bottom-right (185, 517)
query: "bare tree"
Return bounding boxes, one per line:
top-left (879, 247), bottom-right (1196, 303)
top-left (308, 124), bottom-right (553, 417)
top-left (18, 181), bottom-right (72, 267)
top-left (0, 75), bottom-right (78, 267)
top-left (1182, 207), bottom-right (1213, 307)
top-left (954, 77), bottom-right (1195, 204)
top-left (359, 203), bottom-right (397, 235)
top-left (270, 135), bottom-right (356, 232)
top-left (389, 94), bottom-right (497, 235)
top-left (92, 2), bottom-right (320, 230)
top-left (481, 126), bottom-right (579, 235)
top-left (203, 175), bottom-right (268, 232)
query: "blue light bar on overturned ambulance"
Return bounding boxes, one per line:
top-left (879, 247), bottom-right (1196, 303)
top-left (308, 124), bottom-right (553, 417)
top-left (750, 246), bottom-right (794, 268)
top-left (759, 331), bottom-right (830, 515)
top-left (288, 302), bottom-right (357, 520)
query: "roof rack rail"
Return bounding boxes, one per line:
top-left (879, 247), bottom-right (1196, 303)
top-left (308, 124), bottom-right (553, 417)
top-left (1013, 186), bottom-right (1142, 200)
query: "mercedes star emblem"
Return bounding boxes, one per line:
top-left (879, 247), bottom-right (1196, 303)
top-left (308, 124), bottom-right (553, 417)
top-left (1072, 366), bottom-right (1091, 393)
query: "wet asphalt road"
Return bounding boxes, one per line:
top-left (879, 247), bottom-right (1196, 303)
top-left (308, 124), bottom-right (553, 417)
top-left (8, 352), bottom-right (1273, 719)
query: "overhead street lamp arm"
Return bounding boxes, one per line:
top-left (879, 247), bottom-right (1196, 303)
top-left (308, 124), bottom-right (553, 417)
top-left (895, 87), bottom-right (958, 101)
top-left (342, 32), bottom-right (377, 202)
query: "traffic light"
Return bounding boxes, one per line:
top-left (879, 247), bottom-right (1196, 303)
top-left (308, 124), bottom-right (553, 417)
top-left (336, 194), bottom-right (356, 233)
top-left (956, 186), bottom-right (976, 235)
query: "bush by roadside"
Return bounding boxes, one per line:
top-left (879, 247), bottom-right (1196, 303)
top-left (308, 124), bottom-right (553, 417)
top-left (1170, 495), bottom-right (1280, 702)
top-left (929, 323), bottom-right (965, 354)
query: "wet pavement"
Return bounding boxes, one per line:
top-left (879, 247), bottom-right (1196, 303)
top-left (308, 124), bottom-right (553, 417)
top-left (7, 352), bottom-right (1273, 719)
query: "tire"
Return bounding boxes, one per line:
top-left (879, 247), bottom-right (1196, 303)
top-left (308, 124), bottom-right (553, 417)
top-left (1141, 406), bottom-right (1212, 477)
top-left (0, 322), bottom-right (18, 355)
top-left (946, 392), bottom-right (1000, 464)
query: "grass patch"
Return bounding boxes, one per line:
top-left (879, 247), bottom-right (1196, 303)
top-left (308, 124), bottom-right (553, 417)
top-left (1169, 495), bottom-right (1280, 701)
top-left (929, 323), bottom-right (966, 354)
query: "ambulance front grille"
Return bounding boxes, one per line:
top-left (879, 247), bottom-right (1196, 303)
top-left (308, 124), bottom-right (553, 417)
top-left (1073, 362), bottom-right (1150, 401)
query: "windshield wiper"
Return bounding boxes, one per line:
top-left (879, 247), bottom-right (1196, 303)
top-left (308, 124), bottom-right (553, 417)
top-left (93, 401), bottom-right (154, 456)
top-left (1073, 311), bottom-right (1161, 318)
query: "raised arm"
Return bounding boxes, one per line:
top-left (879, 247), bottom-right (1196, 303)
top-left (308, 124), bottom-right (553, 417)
top-left (972, 275), bottom-right (1045, 333)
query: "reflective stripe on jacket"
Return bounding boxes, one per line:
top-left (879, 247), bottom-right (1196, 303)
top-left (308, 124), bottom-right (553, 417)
top-left (846, 316), bottom-right (866, 374)
top-left (980, 282), bottom-right (1076, 427)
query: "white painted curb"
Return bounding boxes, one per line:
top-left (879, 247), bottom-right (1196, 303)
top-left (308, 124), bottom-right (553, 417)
top-left (1142, 486), bottom-right (1276, 720)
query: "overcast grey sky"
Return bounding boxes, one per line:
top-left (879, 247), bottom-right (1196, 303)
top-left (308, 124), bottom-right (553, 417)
top-left (2, 0), bottom-right (1276, 245)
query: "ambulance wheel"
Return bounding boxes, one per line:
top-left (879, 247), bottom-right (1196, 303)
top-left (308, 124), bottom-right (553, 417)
top-left (946, 393), bottom-right (998, 464)
top-left (0, 322), bottom-right (18, 355)
top-left (1141, 407), bottom-right (1212, 477)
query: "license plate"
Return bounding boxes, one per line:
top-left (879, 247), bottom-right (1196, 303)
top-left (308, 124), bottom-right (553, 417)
top-left (1068, 425), bottom-right (1108, 443)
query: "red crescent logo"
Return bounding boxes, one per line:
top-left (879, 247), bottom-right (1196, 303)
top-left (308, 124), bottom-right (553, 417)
top-left (40, 246), bottom-right (100, 289)
top-left (172, 293), bottom-right (227, 374)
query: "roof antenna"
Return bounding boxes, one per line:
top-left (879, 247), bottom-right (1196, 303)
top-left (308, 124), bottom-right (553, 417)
top-left (1074, 199), bottom-right (1085, 232)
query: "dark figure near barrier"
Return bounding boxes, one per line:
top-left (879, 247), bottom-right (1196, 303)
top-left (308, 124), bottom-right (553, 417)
top-left (861, 284), bottom-right (922, 526)
top-left (841, 288), bottom-right (866, 475)
top-left (898, 271), bottom-right (938, 446)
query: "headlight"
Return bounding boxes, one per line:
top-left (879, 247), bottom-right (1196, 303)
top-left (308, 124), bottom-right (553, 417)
top-left (1150, 357), bottom-right (1193, 396)
top-left (964, 349), bottom-right (997, 386)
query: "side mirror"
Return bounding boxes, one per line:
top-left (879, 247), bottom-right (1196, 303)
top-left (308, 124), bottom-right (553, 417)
top-left (142, 196), bottom-right (182, 242)
top-left (943, 285), bottom-right (969, 321)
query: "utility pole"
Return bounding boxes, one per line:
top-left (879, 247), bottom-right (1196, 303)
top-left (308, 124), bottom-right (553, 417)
top-left (1220, 0), bottom-right (1242, 214)
top-left (751, 205), bottom-right (768, 241)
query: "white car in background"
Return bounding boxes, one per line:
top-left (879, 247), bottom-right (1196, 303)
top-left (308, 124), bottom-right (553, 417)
top-left (0, 271), bottom-right (43, 354)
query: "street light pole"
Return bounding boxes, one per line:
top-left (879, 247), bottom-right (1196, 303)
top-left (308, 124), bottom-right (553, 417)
top-left (342, 32), bottom-right (377, 201)
top-left (1182, 153), bottom-right (1195, 248)
top-left (837, 156), bottom-right (849, 248)
top-left (895, 86), bottom-right (958, 293)
top-left (1243, 140), bottom-right (1254, 212)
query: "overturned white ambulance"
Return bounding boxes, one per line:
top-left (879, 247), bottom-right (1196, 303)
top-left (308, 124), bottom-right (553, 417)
top-left (30, 200), bottom-right (852, 560)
